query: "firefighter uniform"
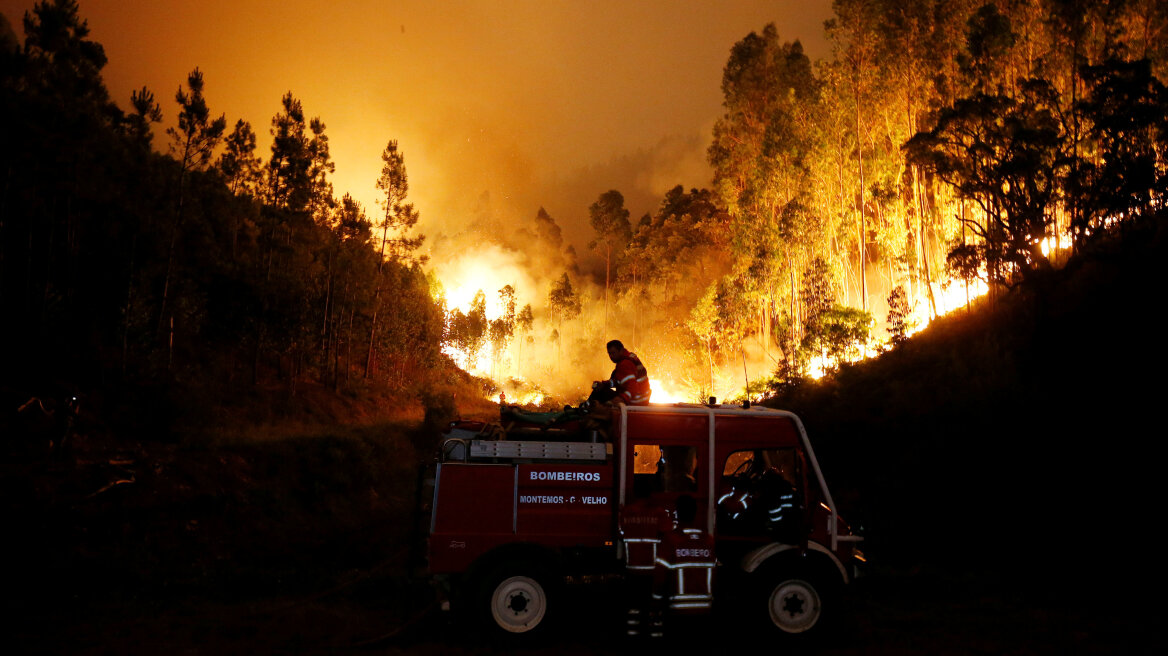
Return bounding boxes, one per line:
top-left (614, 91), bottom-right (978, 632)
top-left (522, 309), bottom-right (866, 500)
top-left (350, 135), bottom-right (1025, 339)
top-left (609, 350), bottom-right (651, 405)
top-left (619, 499), bottom-right (672, 636)
top-left (620, 499), bottom-right (672, 572)
top-left (653, 527), bottom-right (716, 616)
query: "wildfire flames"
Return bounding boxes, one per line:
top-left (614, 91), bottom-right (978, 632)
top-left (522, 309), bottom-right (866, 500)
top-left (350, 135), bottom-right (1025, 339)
top-left (435, 236), bottom-right (1067, 407)
top-left (646, 378), bottom-right (690, 404)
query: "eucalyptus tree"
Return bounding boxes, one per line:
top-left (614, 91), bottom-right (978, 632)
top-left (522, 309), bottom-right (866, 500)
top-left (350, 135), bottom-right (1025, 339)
top-left (1073, 58), bottom-right (1168, 234)
top-left (1115, 0), bottom-right (1168, 80)
top-left (546, 271), bottom-right (582, 363)
top-left (488, 284), bottom-right (517, 376)
top-left (588, 189), bottom-right (631, 337)
top-left (547, 272), bottom-right (582, 328)
top-left (825, 1), bottom-right (885, 312)
top-left (515, 303), bottom-right (534, 373)
top-left (686, 285), bottom-right (720, 395)
top-left (533, 207), bottom-right (563, 250)
top-left (627, 186), bottom-right (730, 304)
top-left (906, 78), bottom-right (1067, 286)
top-left (870, 0), bottom-right (952, 317)
top-left (709, 24), bottom-right (821, 351)
top-left (447, 290), bottom-right (489, 370)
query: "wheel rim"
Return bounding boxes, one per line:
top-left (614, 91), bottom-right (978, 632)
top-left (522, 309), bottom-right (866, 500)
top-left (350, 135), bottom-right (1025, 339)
top-left (768, 579), bottom-right (821, 633)
top-left (490, 575), bottom-right (547, 633)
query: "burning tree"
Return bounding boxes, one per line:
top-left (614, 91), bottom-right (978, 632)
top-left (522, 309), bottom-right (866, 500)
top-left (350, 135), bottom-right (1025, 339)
top-left (547, 273), bottom-right (582, 362)
top-left (905, 79), bottom-right (1066, 287)
top-left (588, 190), bottom-right (632, 337)
top-left (886, 285), bottom-right (913, 346)
top-left (447, 291), bottom-right (488, 370)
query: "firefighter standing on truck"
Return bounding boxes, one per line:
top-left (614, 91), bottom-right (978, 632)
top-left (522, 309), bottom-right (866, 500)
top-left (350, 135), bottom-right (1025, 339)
top-left (589, 339), bottom-right (651, 405)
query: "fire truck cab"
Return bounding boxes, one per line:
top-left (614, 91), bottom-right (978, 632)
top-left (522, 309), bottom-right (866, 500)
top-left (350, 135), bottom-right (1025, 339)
top-left (427, 403), bottom-right (862, 636)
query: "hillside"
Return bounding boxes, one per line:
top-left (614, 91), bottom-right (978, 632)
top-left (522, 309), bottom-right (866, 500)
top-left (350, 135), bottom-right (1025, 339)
top-left (773, 216), bottom-right (1167, 595)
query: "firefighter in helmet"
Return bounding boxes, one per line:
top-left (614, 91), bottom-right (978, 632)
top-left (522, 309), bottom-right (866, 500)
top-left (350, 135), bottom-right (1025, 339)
top-left (589, 340), bottom-right (651, 406)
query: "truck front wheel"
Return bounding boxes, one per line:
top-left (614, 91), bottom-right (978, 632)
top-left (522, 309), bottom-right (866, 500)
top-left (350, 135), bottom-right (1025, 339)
top-left (479, 562), bottom-right (554, 636)
top-left (766, 576), bottom-right (823, 634)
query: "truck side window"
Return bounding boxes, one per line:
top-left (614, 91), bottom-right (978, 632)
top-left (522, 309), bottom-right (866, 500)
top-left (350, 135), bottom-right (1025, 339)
top-left (632, 444), bottom-right (698, 494)
top-left (718, 448), bottom-right (802, 541)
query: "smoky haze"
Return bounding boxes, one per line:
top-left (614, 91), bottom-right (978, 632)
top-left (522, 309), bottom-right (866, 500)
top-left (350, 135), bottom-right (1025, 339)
top-left (1, 0), bottom-right (834, 399)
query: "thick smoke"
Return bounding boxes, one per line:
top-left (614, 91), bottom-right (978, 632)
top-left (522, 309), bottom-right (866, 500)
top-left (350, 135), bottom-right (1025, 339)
top-left (422, 127), bottom-right (781, 405)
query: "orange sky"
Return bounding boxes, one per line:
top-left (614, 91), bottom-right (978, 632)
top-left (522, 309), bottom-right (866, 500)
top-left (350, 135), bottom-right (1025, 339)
top-left (2, 0), bottom-right (833, 251)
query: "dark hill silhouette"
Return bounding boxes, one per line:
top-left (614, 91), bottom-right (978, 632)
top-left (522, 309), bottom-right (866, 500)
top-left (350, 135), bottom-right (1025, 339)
top-left (771, 216), bottom-right (1167, 596)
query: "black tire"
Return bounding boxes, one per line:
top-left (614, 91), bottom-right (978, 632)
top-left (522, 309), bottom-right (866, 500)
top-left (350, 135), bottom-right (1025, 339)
top-left (477, 560), bottom-right (555, 637)
top-left (764, 574), bottom-right (825, 634)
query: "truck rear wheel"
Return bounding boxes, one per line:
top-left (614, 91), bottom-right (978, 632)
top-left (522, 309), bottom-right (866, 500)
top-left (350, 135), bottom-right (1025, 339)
top-left (478, 562), bottom-right (555, 636)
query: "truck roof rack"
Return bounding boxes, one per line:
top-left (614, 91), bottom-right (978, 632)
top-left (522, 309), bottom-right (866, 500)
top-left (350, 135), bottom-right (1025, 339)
top-left (467, 438), bottom-right (610, 462)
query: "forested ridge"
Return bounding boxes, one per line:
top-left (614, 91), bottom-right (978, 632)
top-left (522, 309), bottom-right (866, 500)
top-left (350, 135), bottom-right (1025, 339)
top-left (431, 0), bottom-right (1168, 401)
top-left (671, 0), bottom-right (1167, 387)
top-left (1, 1), bottom-right (448, 433)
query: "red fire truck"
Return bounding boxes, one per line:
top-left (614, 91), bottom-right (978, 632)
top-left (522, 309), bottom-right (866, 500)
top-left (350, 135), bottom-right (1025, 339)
top-left (426, 402), bottom-right (863, 637)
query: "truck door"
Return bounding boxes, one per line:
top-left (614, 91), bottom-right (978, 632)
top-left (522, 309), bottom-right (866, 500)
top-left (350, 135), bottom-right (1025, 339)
top-left (716, 447), bottom-right (805, 545)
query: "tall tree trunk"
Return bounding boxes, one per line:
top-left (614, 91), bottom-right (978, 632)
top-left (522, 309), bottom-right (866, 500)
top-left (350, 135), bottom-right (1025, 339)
top-left (332, 307), bottom-right (341, 392)
top-left (320, 249), bottom-right (333, 383)
top-left (365, 303), bottom-right (379, 379)
top-left (706, 339), bottom-right (714, 396)
top-left (603, 247), bottom-right (611, 338)
top-left (345, 306), bottom-right (355, 386)
top-left (158, 164), bottom-right (190, 337)
top-left (854, 83), bottom-right (868, 313)
top-left (961, 201), bottom-right (970, 311)
top-left (913, 164), bottom-right (937, 318)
